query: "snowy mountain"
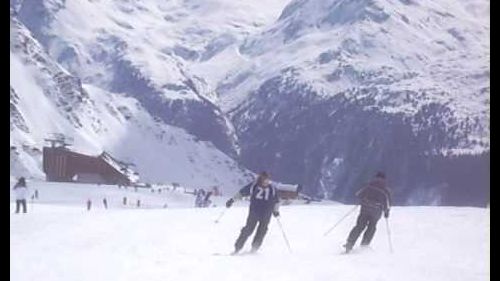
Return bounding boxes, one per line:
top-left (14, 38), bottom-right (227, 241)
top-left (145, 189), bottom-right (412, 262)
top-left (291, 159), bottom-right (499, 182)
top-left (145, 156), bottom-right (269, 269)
top-left (219, 0), bottom-right (489, 206)
top-left (13, 0), bottom-right (290, 156)
top-left (10, 13), bottom-right (252, 191)
top-left (10, 0), bottom-right (489, 206)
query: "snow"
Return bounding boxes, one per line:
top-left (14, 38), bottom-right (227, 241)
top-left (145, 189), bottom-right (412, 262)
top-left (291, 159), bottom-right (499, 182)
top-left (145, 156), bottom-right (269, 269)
top-left (221, 0), bottom-right (489, 106)
top-left (10, 182), bottom-right (489, 281)
top-left (10, 52), bottom-right (74, 146)
top-left (33, 0), bottom-right (291, 101)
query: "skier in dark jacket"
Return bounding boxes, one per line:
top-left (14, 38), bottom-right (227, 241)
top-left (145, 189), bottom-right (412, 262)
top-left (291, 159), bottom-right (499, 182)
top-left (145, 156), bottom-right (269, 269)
top-left (344, 172), bottom-right (391, 252)
top-left (226, 172), bottom-right (280, 254)
top-left (195, 189), bottom-right (205, 208)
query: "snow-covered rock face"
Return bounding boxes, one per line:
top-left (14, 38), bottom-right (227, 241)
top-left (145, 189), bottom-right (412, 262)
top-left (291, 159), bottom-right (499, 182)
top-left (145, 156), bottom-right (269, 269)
top-left (11, 0), bottom-right (489, 206)
top-left (10, 14), bottom-right (252, 191)
top-left (14, 0), bottom-right (290, 156)
top-left (230, 73), bottom-right (489, 206)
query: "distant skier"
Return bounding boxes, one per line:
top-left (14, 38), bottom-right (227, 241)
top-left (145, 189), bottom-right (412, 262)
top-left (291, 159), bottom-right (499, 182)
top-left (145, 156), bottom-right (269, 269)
top-left (344, 172), bottom-right (391, 253)
top-left (225, 172), bottom-right (280, 254)
top-left (13, 177), bottom-right (28, 214)
top-left (137, 199), bottom-right (141, 207)
top-left (195, 189), bottom-right (206, 208)
top-left (123, 196), bottom-right (127, 205)
top-left (103, 198), bottom-right (108, 209)
top-left (34, 189), bottom-right (39, 199)
top-left (87, 199), bottom-right (92, 211)
top-left (213, 186), bottom-right (220, 196)
top-left (203, 191), bottom-right (213, 208)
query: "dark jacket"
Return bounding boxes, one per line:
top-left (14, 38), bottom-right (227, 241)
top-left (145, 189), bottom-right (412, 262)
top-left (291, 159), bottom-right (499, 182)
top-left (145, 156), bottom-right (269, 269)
top-left (13, 180), bottom-right (26, 189)
top-left (235, 182), bottom-right (280, 215)
top-left (356, 178), bottom-right (391, 217)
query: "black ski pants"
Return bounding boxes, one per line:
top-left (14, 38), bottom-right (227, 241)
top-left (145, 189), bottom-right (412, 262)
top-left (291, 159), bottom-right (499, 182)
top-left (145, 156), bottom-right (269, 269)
top-left (235, 209), bottom-right (272, 251)
top-left (15, 200), bottom-right (27, 213)
top-left (347, 210), bottom-right (381, 246)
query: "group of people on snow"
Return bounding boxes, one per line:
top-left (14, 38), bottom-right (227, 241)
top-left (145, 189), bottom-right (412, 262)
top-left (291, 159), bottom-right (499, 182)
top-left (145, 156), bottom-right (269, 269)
top-left (11, 178), bottom-right (153, 212)
top-left (225, 171), bottom-right (391, 254)
top-left (12, 170), bottom-right (392, 254)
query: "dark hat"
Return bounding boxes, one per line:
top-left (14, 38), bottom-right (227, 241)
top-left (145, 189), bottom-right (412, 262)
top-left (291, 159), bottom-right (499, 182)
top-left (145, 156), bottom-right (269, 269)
top-left (259, 171), bottom-right (270, 178)
top-left (375, 171), bottom-right (386, 179)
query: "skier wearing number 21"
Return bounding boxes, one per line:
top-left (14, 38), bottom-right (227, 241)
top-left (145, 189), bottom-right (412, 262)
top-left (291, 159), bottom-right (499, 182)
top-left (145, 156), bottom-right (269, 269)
top-left (226, 172), bottom-right (280, 255)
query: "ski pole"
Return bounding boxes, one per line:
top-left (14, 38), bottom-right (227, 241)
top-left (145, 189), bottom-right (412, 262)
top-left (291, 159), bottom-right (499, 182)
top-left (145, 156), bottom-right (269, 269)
top-left (323, 205), bottom-right (359, 236)
top-left (385, 217), bottom-right (394, 253)
top-left (276, 217), bottom-right (292, 253)
top-left (214, 208), bottom-right (227, 224)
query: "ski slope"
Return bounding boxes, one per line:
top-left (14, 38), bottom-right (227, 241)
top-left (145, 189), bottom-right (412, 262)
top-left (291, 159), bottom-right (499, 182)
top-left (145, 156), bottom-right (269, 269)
top-left (10, 183), bottom-right (489, 281)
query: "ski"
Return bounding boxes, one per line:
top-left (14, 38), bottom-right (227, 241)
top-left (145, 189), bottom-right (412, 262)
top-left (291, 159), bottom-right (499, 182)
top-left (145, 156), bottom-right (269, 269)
top-left (212, 250), bottom-right (258, 256)
top-left (341, 246), bottom-right (374, 255)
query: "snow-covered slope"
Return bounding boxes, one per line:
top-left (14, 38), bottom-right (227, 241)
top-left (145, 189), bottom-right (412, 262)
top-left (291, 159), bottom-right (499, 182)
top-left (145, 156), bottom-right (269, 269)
top-left (14, 0), bottom-right (290, 155)
top-left (15, 0), bottom-right (289, 93)
top-left (10, 14), bottom-right (251, 190)
top-left (10, 200), bottom-right (489, 281)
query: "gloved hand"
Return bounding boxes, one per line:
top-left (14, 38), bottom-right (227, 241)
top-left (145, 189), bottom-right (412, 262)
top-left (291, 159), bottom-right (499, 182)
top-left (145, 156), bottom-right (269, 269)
top-left (384, 209), bottom-right (390, 218)
top-left (272, 211), bottom-right (280, 217)
top-left (226, 198), bottom-right (234, 208)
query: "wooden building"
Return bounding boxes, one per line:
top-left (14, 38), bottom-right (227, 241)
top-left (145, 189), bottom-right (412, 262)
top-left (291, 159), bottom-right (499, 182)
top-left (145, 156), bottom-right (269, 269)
top-left (43, 146), bottom-right (138, 186)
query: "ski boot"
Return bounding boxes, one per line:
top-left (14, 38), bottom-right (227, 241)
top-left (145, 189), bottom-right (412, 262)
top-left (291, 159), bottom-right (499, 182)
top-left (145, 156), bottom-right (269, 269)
top-left (343, 242), bottom-right (354, 253)
top-left (359, 243), bottom-right (373, 252)
top-left (249, 246), bottom-right (259, 254)
top-left (231, 247), bottom-right (242, 256)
